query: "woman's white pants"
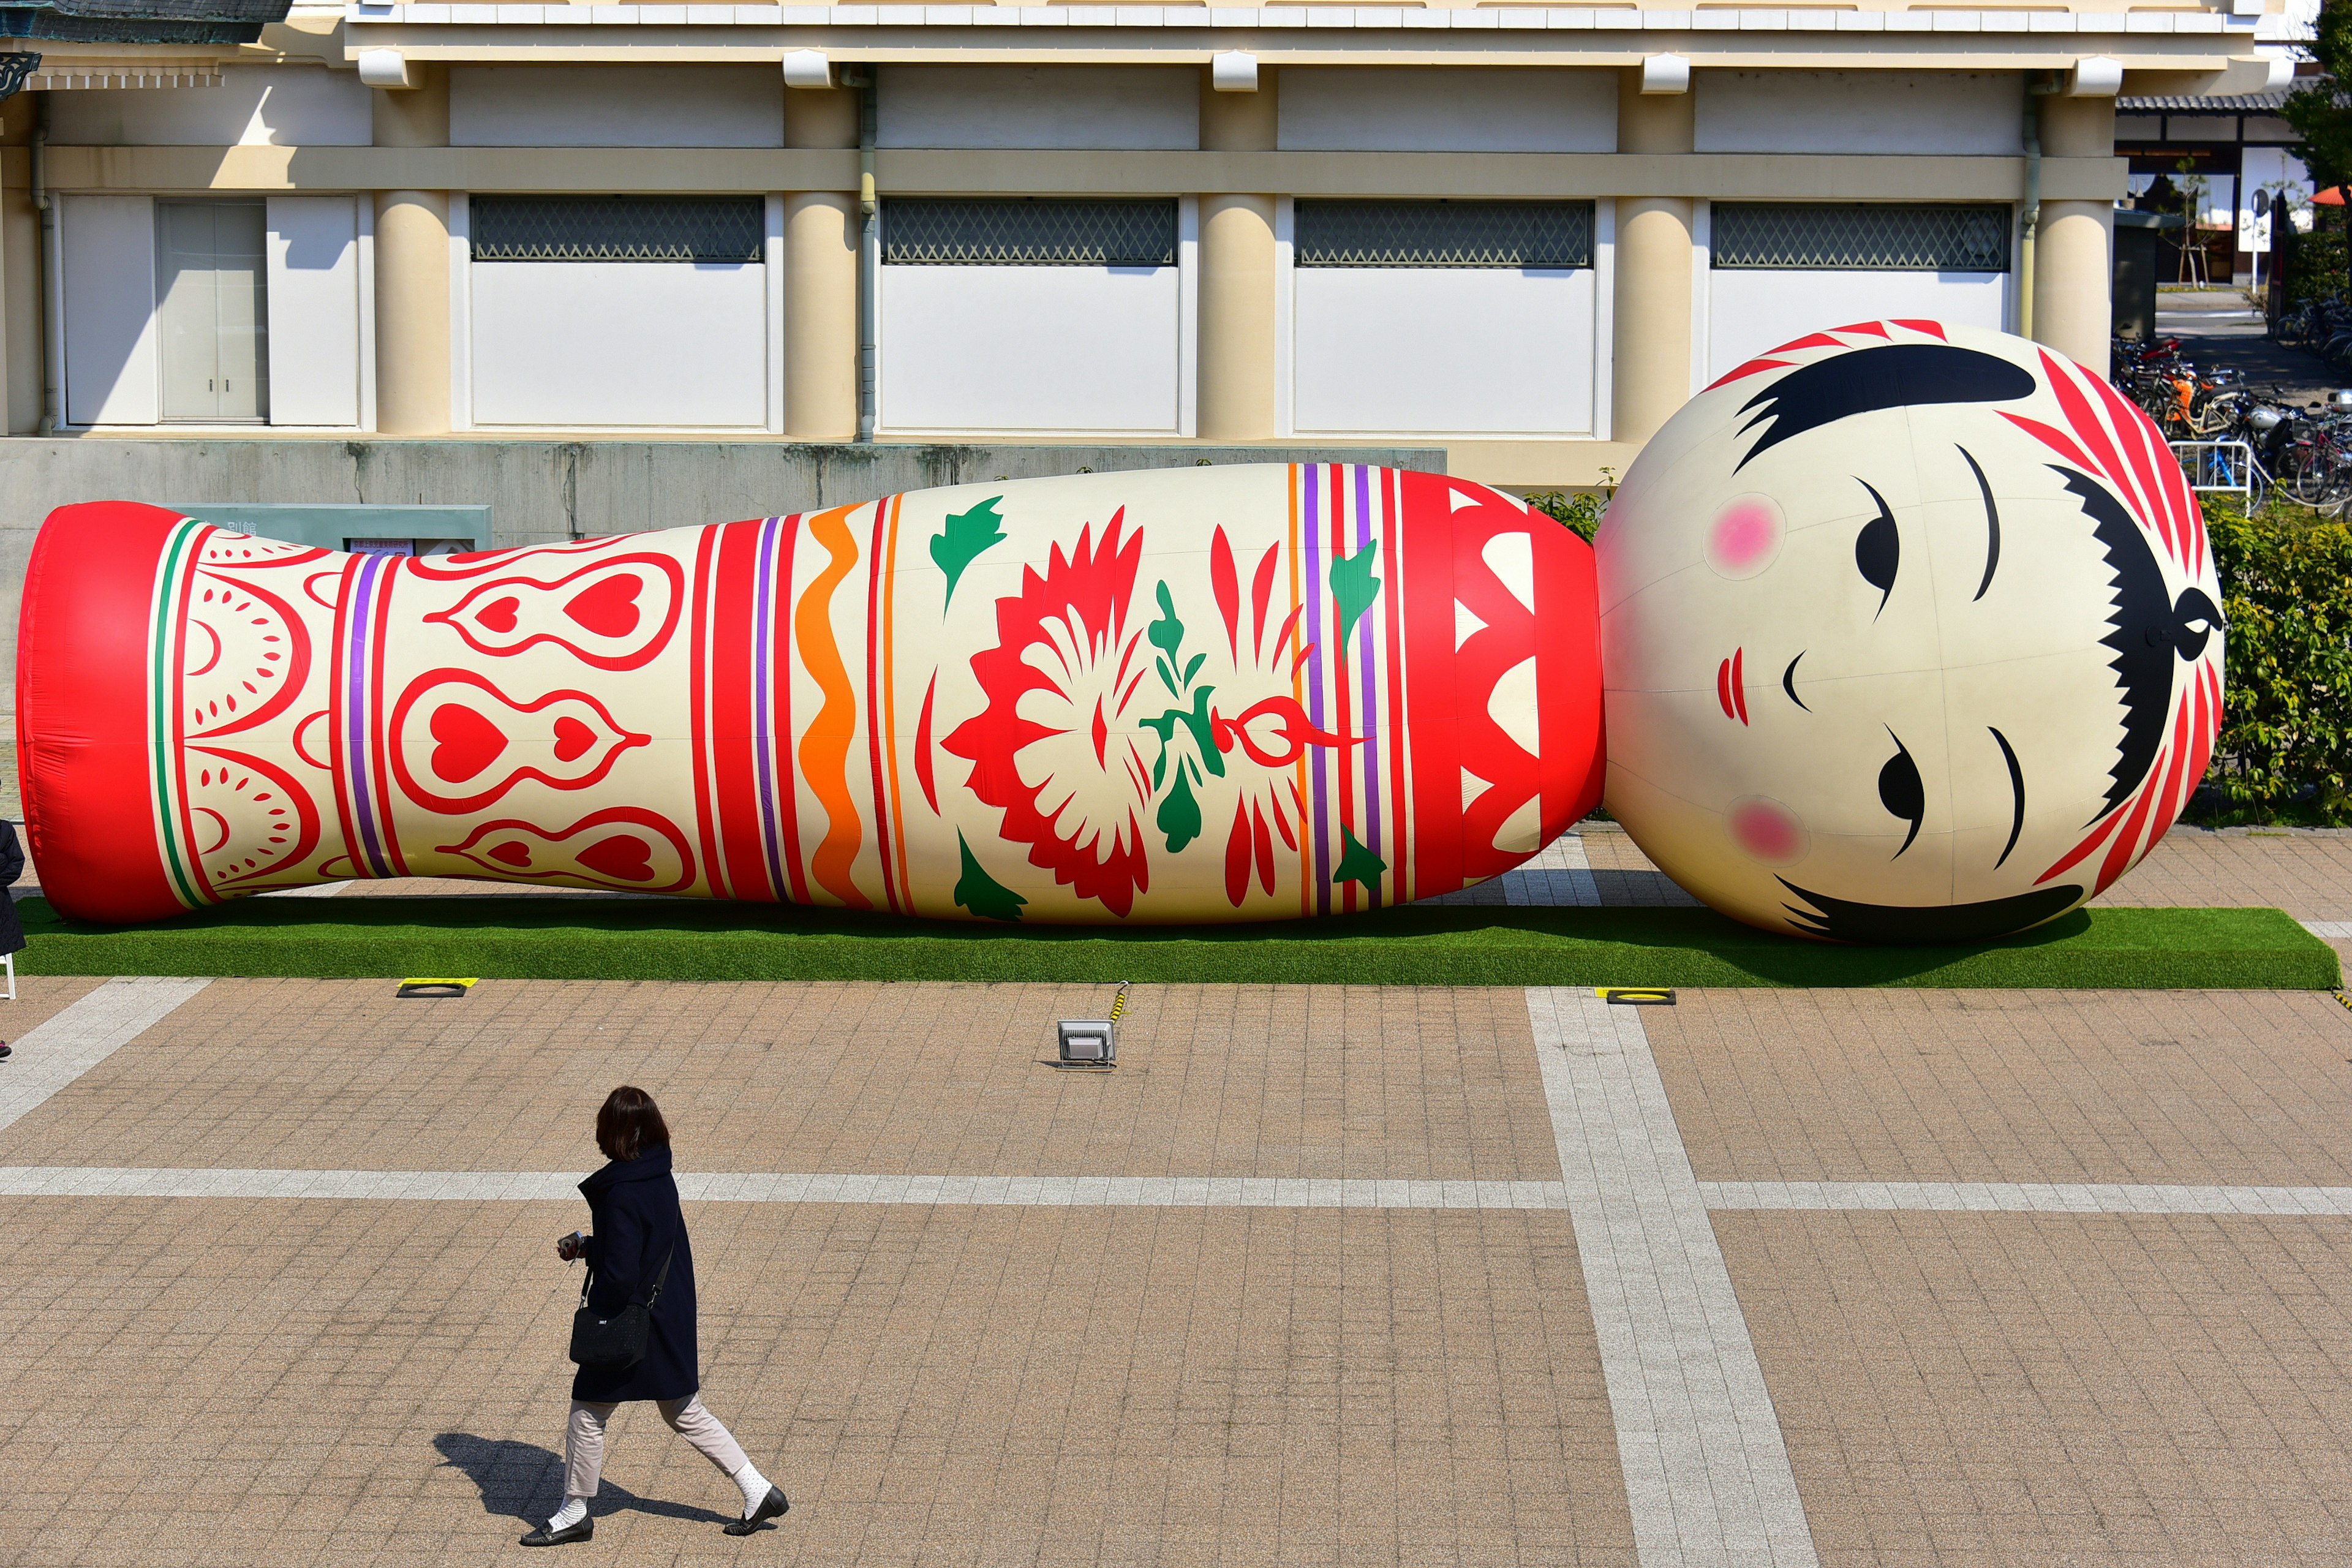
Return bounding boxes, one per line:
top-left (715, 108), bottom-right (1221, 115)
top-left (564, 1395), bottom-right (750, 1499)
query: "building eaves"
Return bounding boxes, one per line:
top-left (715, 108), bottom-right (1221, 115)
top-left (344, 1), bottom-right (2241, 32)
top-left (1, 0), bottom-right (286, 40)
top-left (2119, 89), bottom-right (2291, 111)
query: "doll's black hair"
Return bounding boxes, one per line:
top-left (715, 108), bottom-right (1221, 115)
top-left (1734, 344), bottom-right (2037, 471)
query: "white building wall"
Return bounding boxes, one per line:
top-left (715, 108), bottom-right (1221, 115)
top-left (265, 196), bottom-right (363, 428)
top-left (48, 66), bottom-right (371, 146)
top-left (1291, 268), bottom-right (1597, 437)
top-left (1704, 270), bottom-right (2010, 384)
top-left (880, 265), bottom-right (1185, 434)
top-left (1696, 71), bottom-right (2021, 154)
top-left (469, 262), bottom-right (770, 428)
top-left (1278, 68), bottom-right (1617, 153)
top-left (450, 65), bottom-right (785, 147)
top-left (876, 65), bottom-right (1197, 149)
top-left (60, 195), bottom-right (159, 427)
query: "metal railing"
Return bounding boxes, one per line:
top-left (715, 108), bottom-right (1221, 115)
top-left (2171, 440), bottom-right (2265, 508)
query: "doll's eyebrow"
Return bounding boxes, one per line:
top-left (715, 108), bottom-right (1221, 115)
top-left (1961, 445), bottom-right (2000, 601)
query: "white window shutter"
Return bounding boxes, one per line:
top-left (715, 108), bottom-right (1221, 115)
top-left (266, 195), bottom-right (361, 427)
top-left (61, 195), bottom-right (159, 427)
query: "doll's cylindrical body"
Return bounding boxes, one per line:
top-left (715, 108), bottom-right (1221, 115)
top-left (20, 464), bottom-right (1604, 924)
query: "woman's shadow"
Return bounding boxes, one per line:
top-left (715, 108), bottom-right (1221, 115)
top-left (434, 1433), bottom-right (736, 1527)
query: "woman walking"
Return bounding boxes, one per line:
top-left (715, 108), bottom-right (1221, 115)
top-left (523, 1086), bottom-right (788, 1546)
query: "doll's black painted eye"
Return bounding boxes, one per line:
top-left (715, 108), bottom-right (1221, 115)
top-left (1879, 730), bottom-right (1924, 858)
top-left (1855, 481), bottom-right (1899, 618)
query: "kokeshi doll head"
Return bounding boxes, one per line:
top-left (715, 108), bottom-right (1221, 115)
top-left (1597, 320), bottom-right (2225, 943)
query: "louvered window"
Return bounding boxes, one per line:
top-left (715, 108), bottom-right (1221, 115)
top-left (470, 197), bottom-right (764, 263)
top-left (1295, 200), bottom-right (1594, 269)
top-left (1711, 204), bottom-right (2011, 272)
top-left (882, 198), bottom-right (1178, 266)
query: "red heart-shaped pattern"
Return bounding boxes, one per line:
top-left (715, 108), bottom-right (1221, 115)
top-left (488, 840), bottom-right (533, 868)
top-left (476, 595), bottom-right (521, 635)
top-left (431, 703), bottom-right (510, 783)
top-left (563, 575), bottom-right (643, 640)
top-left (552, 716), bottom-right (596, 764)
top-left (577, 834), bottom-right (655, 883)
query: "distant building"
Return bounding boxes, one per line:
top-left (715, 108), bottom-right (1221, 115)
top-left (2116, 86), bottom-right (2306, 285)
top-left (0, 0), bottom-right (2286, 487)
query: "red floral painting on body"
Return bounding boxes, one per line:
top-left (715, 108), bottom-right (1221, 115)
top-left (944, 513), bottom-right (1155, 918)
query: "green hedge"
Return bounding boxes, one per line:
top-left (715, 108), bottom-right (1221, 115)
top-left (2287, 228), bottom-right (2350, 309)
top-left (2207, 508), bottom-right (2352, 823)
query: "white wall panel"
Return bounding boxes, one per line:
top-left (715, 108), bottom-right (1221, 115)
top-left (49, 66), bottom-right (370, 146)
top-left (451, 65), bottom-right (784, 147)
top-left (1705, 270), bottom-right (2010, 384)
top-left (1292, 268), bottom-right (1596, 437)
top-left (1280, 68), bottom-right (1616, 153)
top-left (266, 196), bottom-right (361, 427)
top-left (470, 262), bottom-right (768, 428)
top-left (1695, 71), bottom-right (2020, 155)
top-left (878, 66), bottom-right (1197, 149)
top-left (879, 266), bottom-right (1182, 434)
top-left (61, 195), bottom-right (159, 427)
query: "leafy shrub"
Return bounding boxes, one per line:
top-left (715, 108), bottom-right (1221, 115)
top-left (2288, 228), bottom-right (2350, 308)
top-left (1522, 481), bottom-right (1611, 541)
top-left (2206, 504), bottom-right (2352, 823)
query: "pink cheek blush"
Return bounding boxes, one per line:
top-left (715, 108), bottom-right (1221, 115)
top-left (1727, 795), bottom-right (1810, 867)
top-left (1705, 495), bottom-right (1785, 581)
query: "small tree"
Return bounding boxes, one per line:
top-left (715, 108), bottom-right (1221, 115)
top-left (2282, 1), bottom-right (2347, 194)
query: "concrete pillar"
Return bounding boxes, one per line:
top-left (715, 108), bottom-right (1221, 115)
top-left (782, 85), bottom-right (859, 440)
top-left (371, 68), bottom-right (451, 435)
top-left (2034, 94), bottom-right (2117, 376)
top-left (1611, 73), bottom-right (1696, 448)
top-left (1, 138), bottom-right (41, 435)
top-left (1197, 66), bottom-right (1278, 442)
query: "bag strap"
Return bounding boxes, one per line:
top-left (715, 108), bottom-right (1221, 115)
top-left (578, 1242), bottom-right (677, 1310)
top-left (643, 1244), bottom-right (676, 1309)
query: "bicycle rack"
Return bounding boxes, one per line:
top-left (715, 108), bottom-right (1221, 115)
top-left (2169, 439), bottom-right (2261, 506)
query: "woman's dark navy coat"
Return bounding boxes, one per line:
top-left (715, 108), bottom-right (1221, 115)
top-left (0, 820), bottom-right (28, 957)
top-left (573, 1144), bottom-right (699, 1403)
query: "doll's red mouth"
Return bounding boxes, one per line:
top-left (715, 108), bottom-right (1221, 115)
top-left (1716, 649), bottom-right (1749, 725)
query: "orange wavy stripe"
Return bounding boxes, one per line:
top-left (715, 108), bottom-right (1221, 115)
top-left (797, 503), bottom-right (871, 910)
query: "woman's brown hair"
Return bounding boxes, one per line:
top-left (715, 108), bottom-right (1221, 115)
top-left (595, 1085), bottom-right (671, 1163)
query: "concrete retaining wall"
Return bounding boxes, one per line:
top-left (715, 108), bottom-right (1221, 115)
top-left (0, 437), bottom-right (1445, 710)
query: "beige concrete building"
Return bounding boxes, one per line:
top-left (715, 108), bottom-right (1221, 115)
top-left (0, 0), bottom-right (2287, 489)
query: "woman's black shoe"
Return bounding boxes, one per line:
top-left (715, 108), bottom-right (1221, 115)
top-left (519, 1518), bottom-right (594, 1547)
top-left (723, 1486), bottom-right (789, 1536)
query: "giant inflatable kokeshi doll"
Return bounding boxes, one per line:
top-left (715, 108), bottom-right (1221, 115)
top-left (19, 466), bottom-right (1604, 924)
top-left (1597, 321), bottom-right (2225, 943)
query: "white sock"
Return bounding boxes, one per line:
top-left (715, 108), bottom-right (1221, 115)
top-left (547, 1497), bottom-right (587, 1532)
top-left (731, 1461), bottom-right (772, 1516)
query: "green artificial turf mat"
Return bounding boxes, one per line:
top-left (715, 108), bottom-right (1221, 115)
top-left (10, 897), bottom-right (2337, 990)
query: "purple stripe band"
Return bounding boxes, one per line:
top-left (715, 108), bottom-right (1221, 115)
top-left (1305, 465), bottom-right (1330, 914)
top-left (344, 554), bottom-right (393, 878)
top-left (752, 517), bottom-right (788, 902)
top-left (1353, 464), bottom-right (1382, 911)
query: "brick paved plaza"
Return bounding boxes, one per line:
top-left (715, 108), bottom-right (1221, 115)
top-left (2, 827), bottom-right (2350, 1567)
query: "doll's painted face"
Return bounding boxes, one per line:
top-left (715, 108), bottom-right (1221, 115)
top-left (1597, 323), bottom-right (2225, 943)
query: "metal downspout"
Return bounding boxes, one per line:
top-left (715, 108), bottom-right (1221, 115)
top-left (851, 67), bottom-right (877, 444)
top-left (2019, 74), bottom-right (2058, 343)
top-left (32, 89), bottom-right (58, 435)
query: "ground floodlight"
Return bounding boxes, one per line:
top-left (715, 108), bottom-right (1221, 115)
top-left (1057, 1019), bottom-right (1115, 1066)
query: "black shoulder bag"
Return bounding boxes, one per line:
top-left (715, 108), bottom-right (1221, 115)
top-left (568, 1243), bottom-right (675, 1369)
